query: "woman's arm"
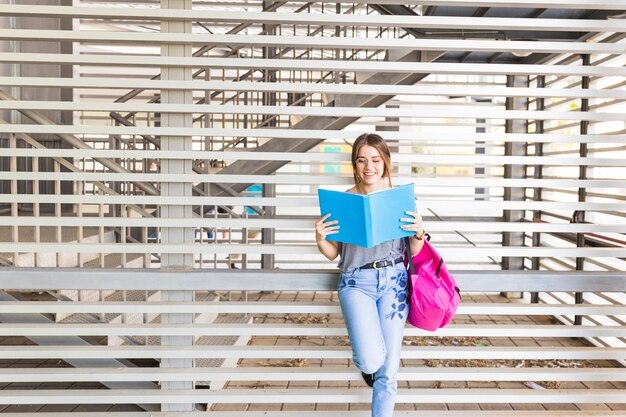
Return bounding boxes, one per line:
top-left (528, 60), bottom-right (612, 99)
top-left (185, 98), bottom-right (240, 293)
top-left (408, 232), bottom-right (426, 257)
top-left (315, 213), bottom-right (340, 260)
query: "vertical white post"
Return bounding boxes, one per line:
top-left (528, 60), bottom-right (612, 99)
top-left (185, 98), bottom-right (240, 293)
top-left (160, 0), bottom-right (194, 411)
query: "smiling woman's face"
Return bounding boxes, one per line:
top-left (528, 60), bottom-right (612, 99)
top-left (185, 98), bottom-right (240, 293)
top-left (355, 144), bottom-right (385, 188)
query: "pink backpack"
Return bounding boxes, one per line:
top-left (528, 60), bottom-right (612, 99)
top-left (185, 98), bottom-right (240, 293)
top-left (405, 237), bottom-right (461, 331)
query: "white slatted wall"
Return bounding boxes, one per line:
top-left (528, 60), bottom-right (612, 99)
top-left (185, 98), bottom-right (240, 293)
top-left (0, 0), bottom-right (624, 415)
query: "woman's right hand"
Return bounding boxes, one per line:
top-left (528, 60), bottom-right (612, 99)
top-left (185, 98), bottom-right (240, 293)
top-left (315, 213), bottom-right (340, 242)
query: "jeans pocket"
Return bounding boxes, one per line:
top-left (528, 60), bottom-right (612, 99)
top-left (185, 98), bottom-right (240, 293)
top-left (338, 269), bottom-right (359, 291)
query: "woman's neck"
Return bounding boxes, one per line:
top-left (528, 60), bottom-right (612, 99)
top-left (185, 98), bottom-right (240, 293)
top-left (357, 180), bottom-right (389, 195)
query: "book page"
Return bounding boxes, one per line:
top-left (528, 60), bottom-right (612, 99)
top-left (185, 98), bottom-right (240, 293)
top-left (369, 183), bottom-right (416, 247)
top-left (318, 189), bottom-right (369, 247)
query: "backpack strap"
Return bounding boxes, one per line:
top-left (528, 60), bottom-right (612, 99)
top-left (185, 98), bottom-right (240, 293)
top-left (404, 237), bottom-right (415, 276)
top-left (435, 258), bottom-right (444, 278)
top-left (404, 233), bottom-right (431, 275)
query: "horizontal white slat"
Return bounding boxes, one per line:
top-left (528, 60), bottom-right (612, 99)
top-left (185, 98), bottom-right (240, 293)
top-left (0, 412), bottom-right (622, 417)
top-left (0, 171), bottom-right (623, 188)
top-left (0, 193), bottom-right (622, 212)
top-left (0, 171), bottom-right (347, 184)
top-left (1, 345), bottom-right (622, 360)
top-left (1, 194), bottom-right (624, 211)
top-left (3, 101), bottom-right (625, 122)
top-left (283, 0), bottom-right (626, 8)
top-left (0, 301), bottom-right (316, 315)
top-left (1, 323), bottom-right (624, 337)
top-left (0, 145), bottom-right (626, 166)
top-left (0, 6), bottom-right (622, 33)
top-left (0, 388), bottom-right (624, 404)
top-left (3, 216), bottom-right (626, 234)
top-left (3, 145), bottom-right (625, 167)
top-left (0, 148), bottom-right (345, 160)
top-left (1, 301), bottom-right (622, 316)
top-left (1, 54), bottom-right (624, 77)
top-left (2, 270), bottom-right (623, 293)
top-left (1, 243), bottom-right (625, 257)
top-left (2, 77), bottom-right (625, 100)
top-left (1, 366), bottom-right (622, 383)
top-left (0, 125), bottom-right (621, 144)
top-left (3, 31), bottom-right (624, 54)
top-left (0, 149), bottom-right (617, 171)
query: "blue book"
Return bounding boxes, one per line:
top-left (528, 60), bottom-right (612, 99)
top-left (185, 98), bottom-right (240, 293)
top-left (318, 183), bottom-right (415, 248)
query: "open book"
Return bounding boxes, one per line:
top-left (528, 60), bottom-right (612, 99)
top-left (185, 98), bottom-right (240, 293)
top-left (318, 183), bottom-right (415, 248)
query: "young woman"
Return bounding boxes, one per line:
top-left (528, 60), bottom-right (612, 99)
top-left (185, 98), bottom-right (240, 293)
top-left (315, 133), bottom-right (425, 417)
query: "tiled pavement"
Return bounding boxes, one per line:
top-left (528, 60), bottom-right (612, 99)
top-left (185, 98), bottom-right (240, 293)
top-left (212, 291), bottom-right (625, 413)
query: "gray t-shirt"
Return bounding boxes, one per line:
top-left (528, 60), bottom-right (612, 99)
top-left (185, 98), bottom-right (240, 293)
top-left (337, 238), bottom-right (406, 272)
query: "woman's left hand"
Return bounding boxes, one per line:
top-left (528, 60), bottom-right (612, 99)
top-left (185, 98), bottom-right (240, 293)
top-left (400, 211), bottom-right (425, 239)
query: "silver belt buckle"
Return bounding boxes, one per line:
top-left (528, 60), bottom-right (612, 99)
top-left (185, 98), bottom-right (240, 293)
top-left (373, 259), bottom-right (382, 270)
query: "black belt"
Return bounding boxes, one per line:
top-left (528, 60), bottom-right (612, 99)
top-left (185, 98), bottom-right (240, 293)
top-left (360, 257), bottom-right (404, 270)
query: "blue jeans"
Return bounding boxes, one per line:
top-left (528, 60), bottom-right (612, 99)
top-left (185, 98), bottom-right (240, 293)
top-left (338, 260), bottom-right (408, 417)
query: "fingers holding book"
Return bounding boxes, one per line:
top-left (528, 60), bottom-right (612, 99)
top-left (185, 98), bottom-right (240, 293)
top-left (400, 211), bottom-right (425, 238)
top-left (316, 213), bottom-right (340, 241)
